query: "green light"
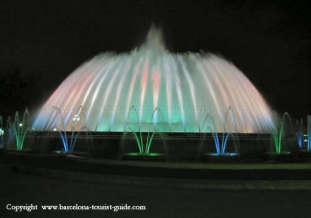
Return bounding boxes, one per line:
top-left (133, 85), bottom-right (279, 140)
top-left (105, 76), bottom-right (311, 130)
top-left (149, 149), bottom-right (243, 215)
top-left (124, 106), bottom-right (162, 157)
top-left (126, 152), bottom-right (163, 157)
top-left (272, 113), bottom-right (291, 155)
top-left (10, 110), bottom-right (29, 151)
top-left (273, 121), bottom-right (284, 154)
top-left (130, 130), bottom-right (156, 156)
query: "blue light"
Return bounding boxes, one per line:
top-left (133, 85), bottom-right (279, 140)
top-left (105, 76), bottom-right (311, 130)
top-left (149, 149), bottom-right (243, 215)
top-left (296, 131), bottom-right (304, 149)
top-left (212, 133), bottom-right (232, 156)
top-left (307, 115), bottom-right (311, 152)
top-left (58, 131), bottom-right (78, 153)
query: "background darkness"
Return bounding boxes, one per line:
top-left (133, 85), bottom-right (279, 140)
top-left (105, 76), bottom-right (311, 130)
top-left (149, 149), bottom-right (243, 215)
top-left (0, 0), bottom-right (310, 119)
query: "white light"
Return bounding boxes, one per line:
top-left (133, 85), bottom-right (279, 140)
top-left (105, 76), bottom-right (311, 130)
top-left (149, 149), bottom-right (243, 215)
top-left (73, 114), bottom-right (80, 122)
top-left (53, 128), bottom-right (57, 131)
top-left (19, 123), bottom-right (23, 127)
top-left (0, 128), bottom-right (4, 136)
top-left (31, 28), bottom-right (277, 133)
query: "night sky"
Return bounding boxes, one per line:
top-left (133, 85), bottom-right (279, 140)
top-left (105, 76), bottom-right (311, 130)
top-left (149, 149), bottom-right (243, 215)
top-left (0, 0), bottom-right (310, 118)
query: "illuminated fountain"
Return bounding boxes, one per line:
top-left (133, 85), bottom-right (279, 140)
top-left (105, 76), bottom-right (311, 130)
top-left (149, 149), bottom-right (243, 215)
top-left (33, 27), bottom-right (274, 136)
top-left (198, 108), bottom-right (239, 157)
top-left (52, 105), bottom-right (86, 154)
top-left (123, 106), bottom-right (164, 157)
top-left (270, 112), bottom-right (295, 155)
top-left (294, 116), bottom-right (311, 154)
top-left (295, 118), bottom-right (304, 150)
top-left (9, 109), bottom-right (30, 151)
top-left (209, 108), bottom-right (239, 157)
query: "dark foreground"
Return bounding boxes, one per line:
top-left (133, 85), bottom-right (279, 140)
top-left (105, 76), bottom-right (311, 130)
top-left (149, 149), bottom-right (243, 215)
top-left (1, 165), bottom-right (311, 218)
top-left (0, 152), bottom-right (311, 218)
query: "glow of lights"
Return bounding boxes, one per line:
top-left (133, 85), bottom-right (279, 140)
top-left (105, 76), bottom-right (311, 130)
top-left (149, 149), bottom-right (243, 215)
top-left (72, 114), bottom-right (81, 122)
top-left (52, 106), bottom-right (81, 153)
top-left (32, 27), bottom-right (275, 134)
top-left (307, 115), bottom-right (311, 152)
top-left (272, 113), bottom-right (291, 155)
top-left (11, 110), bottom-right (29, 151)
top-left (212, 133), bottom-right (231, 156)
top-left (296, 119), bottom-right (304, 149)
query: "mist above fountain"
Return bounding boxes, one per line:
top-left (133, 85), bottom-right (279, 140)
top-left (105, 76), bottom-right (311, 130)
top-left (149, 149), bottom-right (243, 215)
top-left (33, 27), bottom-right (274, 133)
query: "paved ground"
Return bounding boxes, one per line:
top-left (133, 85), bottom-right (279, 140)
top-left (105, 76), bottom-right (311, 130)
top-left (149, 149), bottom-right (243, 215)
top-left (1, 164), bottom-right (311, 218)
top-left (3, 152), bottom-right (311, 180)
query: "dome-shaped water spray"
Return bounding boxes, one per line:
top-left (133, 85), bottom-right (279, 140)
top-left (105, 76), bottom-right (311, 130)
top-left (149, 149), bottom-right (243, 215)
top-left (33, 27), bottom-right (274, 133)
